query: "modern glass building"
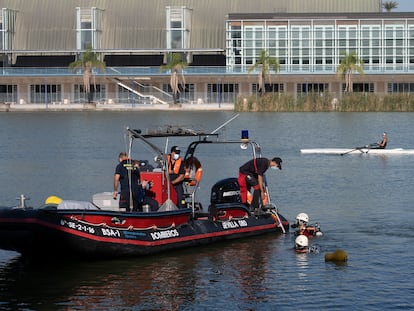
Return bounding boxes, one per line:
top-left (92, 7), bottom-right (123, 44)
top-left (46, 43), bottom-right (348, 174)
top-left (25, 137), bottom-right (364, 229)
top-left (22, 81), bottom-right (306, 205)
top-left (0, 0), bottom-right (413, 106)
top-left (226, 13), bottom-right (414, 95)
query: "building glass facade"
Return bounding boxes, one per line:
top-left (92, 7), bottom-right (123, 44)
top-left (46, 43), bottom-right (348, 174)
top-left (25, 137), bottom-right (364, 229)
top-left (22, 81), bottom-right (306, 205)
top-left (226, 16), bottom-right (414, 74)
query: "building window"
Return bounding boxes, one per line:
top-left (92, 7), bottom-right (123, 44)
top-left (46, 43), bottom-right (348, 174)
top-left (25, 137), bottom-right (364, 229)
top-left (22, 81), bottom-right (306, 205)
top-left (342, 83), bottom-right (374, 93)
top-left (30, 84), bottom-right (62, 104)
top-left (166, 6), bottom-right (192, 49)
top-left (74, 84), bottom-right (105, 102)
top-left (388, 83), bottom-right (414, 93)
top-left (337, 26), bottom-right (358, 55)
top-left (76, 7), bottom-right (103, 49)
top-left (267, 26), bottom-right (287, 67)
top-left (290, 26), bottom-right (311, 70)
top-left (409, 26), bottom-right (414, 65)
top-left (243, 26), bottom-right (265, 66)
top-left (297, 83), bottom-right (328, 96)
top-left (0, 8), bottom-right (17, 50)
top-left (384, 25), bottom-right (405, 70)
top-left (252, 83), bottom-right (284, 94)
top-left (0, 84), bottom-right (17, 102)
top-left (226, 23), bottom-right (242, 67)
top-left (162, 83), bottom-right (195, 103)
top-left (207, 83), bottom-right (239, 104)
top-left (313, 26), bottom-right (334, 71)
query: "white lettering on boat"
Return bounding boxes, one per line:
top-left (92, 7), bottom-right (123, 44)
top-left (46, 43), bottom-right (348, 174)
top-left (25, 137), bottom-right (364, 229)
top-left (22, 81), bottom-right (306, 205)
top-left (222, 220), bottom-right (248, 229)
top-left (223, 190), bottom-right (240, 197)
top-left (101, 228), bottom-right (121, 238)
top-left (238, 219), bottom-right (248, 227)
top-left (222, 221), bottom-right (239, 229)
top-left (150, 229), bottom-right (179, 240)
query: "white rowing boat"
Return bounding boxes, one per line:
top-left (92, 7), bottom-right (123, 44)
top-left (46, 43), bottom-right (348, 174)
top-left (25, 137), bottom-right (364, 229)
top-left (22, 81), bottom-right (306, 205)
top-left (300, 148), bottom-right (414, 155)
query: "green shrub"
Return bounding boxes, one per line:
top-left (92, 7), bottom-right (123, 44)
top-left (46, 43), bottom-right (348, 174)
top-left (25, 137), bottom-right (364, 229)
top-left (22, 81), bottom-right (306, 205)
top-left (236, 93), bottom-right (414, 112)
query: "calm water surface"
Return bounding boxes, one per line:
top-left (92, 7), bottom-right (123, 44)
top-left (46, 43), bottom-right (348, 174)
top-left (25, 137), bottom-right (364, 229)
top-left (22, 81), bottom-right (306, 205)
top-left (0, 111), bottom-right (413, 310)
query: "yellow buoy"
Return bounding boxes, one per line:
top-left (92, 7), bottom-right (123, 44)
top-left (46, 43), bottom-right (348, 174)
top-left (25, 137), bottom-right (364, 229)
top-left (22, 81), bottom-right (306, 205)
top-left (45, 195), bottom-right (63, 205)
top-left (325, 249), bottom-right (348, 262)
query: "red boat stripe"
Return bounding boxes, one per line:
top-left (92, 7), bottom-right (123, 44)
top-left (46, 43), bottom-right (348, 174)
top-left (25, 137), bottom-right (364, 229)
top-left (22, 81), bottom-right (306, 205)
top-left (1, 217), bottom-right (284, 246)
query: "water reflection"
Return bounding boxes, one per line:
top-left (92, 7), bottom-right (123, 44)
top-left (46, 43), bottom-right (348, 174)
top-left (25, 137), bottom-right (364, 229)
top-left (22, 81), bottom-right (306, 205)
top-left (0, 112), bottom-right (413, 309)
top-left (0, 235), bottom-right (278, 310)
top-left (295, 253), bottom-right (309, 280)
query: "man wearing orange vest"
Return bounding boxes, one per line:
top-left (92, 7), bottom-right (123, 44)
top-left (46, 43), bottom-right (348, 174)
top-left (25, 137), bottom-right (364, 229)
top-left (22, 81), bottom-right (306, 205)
top-left (168, 146), bottom-right (186, 208)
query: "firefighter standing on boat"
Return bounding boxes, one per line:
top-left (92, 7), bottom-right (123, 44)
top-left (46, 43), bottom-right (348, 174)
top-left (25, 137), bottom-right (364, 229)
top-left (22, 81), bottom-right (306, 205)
top-left (113, 152), bottom-right (141, 212)
top-left (168, 146), bottom-right (186, 208)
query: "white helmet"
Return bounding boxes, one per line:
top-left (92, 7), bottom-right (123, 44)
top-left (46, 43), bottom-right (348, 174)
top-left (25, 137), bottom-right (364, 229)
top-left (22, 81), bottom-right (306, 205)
top-left (295, 235), bottom-right (309, 248)
top-left (296, 213), bottom-right (309, 225)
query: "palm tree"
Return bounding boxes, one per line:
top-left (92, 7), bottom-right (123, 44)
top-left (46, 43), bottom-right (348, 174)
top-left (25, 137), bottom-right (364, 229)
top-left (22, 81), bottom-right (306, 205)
top-left (248, 50), bottom-right (280, 96)
top-left (336, 51), bottom-right (364, 93)
top-left (160, 53), bottom-right (188, 104)
top-left (69, 46), bottom-right (106, 103)
top-left (382, 1), bottom-right (398, 12)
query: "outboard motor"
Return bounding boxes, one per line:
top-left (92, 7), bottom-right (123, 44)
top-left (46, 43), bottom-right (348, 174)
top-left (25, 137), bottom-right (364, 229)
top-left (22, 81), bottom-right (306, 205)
top-left (210, 178), bottom-right (241, 204)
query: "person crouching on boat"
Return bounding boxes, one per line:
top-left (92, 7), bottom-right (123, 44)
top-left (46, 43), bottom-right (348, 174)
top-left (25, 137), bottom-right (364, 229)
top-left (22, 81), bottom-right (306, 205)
top-left (238, 157), bottom-right (282, 211)
top-left (292, 212), bottom-right (323, 237)
top-left (113, 152), bottom-right (141, 212)
top-left (168, 146), bottom-right (186, 208)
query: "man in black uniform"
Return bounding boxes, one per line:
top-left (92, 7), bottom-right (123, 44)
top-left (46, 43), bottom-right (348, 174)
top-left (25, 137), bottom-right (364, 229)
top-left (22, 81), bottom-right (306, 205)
top-left (238, 157), bottom-right (282, 210)
top-left (113, 152), bottom-right (141, 212)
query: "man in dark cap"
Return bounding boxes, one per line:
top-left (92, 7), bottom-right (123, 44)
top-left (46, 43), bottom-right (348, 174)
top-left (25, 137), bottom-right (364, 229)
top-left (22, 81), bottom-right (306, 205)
top-left (238, 157), bottom-right (282, 211)
top-left (167, 146), bottom-right (186, 208)
top-left (113, 152), bottom-right (141, 212)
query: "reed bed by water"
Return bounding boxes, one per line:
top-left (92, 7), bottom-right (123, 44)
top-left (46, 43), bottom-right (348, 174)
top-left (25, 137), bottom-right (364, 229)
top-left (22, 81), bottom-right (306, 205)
top-left (236, 93), bottom-right (414, 112)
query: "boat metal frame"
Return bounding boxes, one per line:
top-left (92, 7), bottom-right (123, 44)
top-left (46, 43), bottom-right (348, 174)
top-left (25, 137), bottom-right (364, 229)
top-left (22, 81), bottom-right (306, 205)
top-left (126, 125), bottom-right (263, 216)
top-left (126, 123), bottom-right (286, 234)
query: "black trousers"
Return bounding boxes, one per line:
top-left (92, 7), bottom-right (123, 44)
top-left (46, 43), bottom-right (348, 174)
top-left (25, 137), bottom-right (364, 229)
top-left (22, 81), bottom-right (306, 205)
top-left (173, 183), bottom-right (186, 208)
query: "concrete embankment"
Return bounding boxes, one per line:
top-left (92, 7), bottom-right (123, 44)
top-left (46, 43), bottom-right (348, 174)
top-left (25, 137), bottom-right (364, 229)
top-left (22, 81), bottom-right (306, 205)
top-left (0, 102), bottom-right (234, 112)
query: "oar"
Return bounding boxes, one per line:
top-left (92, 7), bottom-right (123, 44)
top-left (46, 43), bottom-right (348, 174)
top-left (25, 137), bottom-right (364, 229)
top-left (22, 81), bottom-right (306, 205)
top-left (341, 142), bottom-right (380, 155)
top-left (365, 143), bottom-right (379, 153)
top-left (340, 147), bottom-right (363, 156)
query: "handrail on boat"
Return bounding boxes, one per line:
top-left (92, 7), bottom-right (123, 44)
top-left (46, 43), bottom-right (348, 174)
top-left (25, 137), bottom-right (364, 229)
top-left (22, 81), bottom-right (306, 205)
top-left (125, 114), bottom-right (276, 218)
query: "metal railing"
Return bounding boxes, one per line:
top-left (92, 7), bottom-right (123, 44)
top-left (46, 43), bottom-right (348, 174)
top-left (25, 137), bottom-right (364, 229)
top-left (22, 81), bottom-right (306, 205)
top-left (2, 65), bottom-right (414, 77)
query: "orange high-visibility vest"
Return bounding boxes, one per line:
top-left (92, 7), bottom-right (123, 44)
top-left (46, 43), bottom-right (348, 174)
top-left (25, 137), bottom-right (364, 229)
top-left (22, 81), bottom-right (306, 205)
top-left (167, 155), bottom-right (183, 175)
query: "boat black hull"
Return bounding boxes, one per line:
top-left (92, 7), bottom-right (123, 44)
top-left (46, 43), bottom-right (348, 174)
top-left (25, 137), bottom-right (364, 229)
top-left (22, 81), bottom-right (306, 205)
top-left (0, 205), bottom-right (288, 259)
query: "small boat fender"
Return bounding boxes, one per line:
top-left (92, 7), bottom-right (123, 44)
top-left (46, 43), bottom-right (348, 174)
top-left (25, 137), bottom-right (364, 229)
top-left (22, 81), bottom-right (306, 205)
top-left (45, 195), bottom-right (63, 205)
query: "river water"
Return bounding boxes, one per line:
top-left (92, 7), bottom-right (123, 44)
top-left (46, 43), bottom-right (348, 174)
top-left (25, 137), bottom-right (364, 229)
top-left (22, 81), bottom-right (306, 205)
top-left (0, 111), bottom-right (413, 310)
